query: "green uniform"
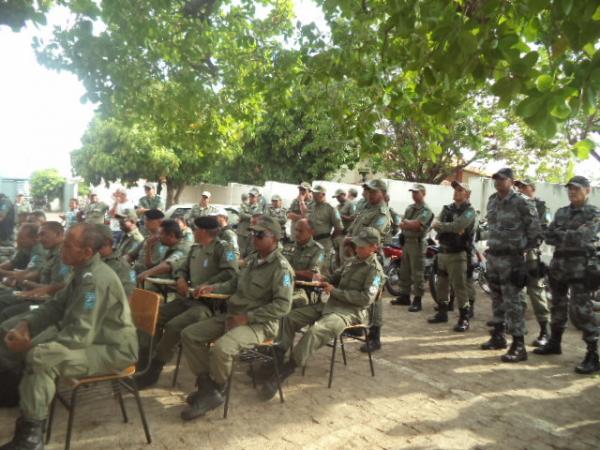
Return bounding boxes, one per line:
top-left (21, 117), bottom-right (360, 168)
top-left (117, 228), bottom-right (145, 260)
top-left (398, 203), bottom-right (434, 297)
top-left (266, 206), bottom-right (288, 239)
top-left (288, 198), bottom-right (315, 242)
top-left (182, 227), bottom-right (195, 244)
top-left (185, 204), bottom-right (219, 222)
top-left (0, 196), bottom-right (15, 243)
top-left (138, 194), bottom-right (165, 211)
top-left (103, 253), bottom-right (136, 298)
top-left (153, 240), bottom-right (239, 363)
top-left (14, 201), bottom-right (32, 216)
top-left (308, 202), bottom-right (343, 275)
top-left (219, 226), bottom-right (239, 257)
top-left (181, 248), bottom-right (293, 384)
top-left (83, 201), bottom-right (109, 225)
top-left (288, 238), bottom-right (325, 307)
top-left (278, 253), bottom-right (384, 367)
top-left (524, 197), bottom-right (550, 322)
top-left (354, 197), bottom-right (368, 215)
top-left (236, 203), bottom-right (264, 258)
top-left (0, 254), bottom-right (138, 421)
top-left (435, 202), bottom-right (476, 310)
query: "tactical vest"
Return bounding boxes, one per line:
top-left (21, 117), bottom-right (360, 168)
top-left (437, 203), bottom-right (475, 253)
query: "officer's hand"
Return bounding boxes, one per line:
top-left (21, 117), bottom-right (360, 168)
top-left (22, 287), bottom-right (49, 299)
top-left (311, 273), bottom-right (325, 282)
top-left (431, 220), bottom-right (440, 230)
top-left (176, 278), bottom-right (189, 297)
top-left (137, 271), bottom-right (149, 284)
top-left (226, 314), bottom-right (248, 330)
top-left (321, 282), bottom-right (334, 294)
top-left (5, 322), bottom-right (32, 353)
top-left (195, 285), bottom-right (215, 297)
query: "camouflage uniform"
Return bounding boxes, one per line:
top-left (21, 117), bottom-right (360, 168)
top-left (219, 226), bottom-right (240, 257)
top-left (83, 201), bottom-right (109, 225)
top-left (236, 202), bottom-right (264, 258)
top-left (287, 238), bottom-right (325, 307)
top-left (265, 205), bottom-right (288, 239)
top-left (138, 194), bottom-right (165, 211)
top-left (308, 196), bottom-right (342, 276)
top-left (185, 204), bottom-right (219, 222)
top-left (117, 228), bottom-right (145, 260)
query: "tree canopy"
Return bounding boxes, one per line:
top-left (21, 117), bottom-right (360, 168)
top-left (30, 168), bottom-right (66, 206)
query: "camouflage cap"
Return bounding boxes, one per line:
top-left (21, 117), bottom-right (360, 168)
top-left (333, 188), bottom-right (346, 197)
top-left (451, 180), bottom-right (471, 192)
top-left (248, 187), bottom-right (260, 196)
top-left (210, 207), bottom-right (229, 217)
top-left (271, 194), bottom-right (282, 201)
top-left (492, 167), bottom-right (514, 180)
top-left (363, 179), bottom-right (388, 192)
top-left (249, 215), bottom-right (282, 239)
top-left (312, 184), bottom-right (326, 194)
top-left (116, 209), bottom-right (138, 221)
top-left (201, 190), bottom-right (212, 198)
top-left (348, 187), bottom-right (359, 196)
top-left (565, 175), bottom-right (591, 188)
top-left (297, 182), bottom-right (312, 191)
top-left (514, 178), bottom-right (535, 189)
top-left (352, 227), bottom-right (381, 247)
top-left (144, 182), bottom-right (155, 190)
top-left (94, 224), bottom-right (113, 243)
top-left (409, 183), bottom-right (426, 193)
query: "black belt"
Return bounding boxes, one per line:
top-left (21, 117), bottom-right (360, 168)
top-left (554, 250), bottom-right (587, 258)
top-left (314, 233), bottom-right (332, 241)
top-left (487, 249), bottom-right (523, 256)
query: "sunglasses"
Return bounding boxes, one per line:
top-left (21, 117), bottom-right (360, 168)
top-left (251, 230), bottom-right (272, 239)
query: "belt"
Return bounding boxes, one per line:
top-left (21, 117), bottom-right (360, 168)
top-left (314, 233), bottom-right (332, 241)
top-left (554, 250), bottom-right (587, 258)
top-left (487, 249), bottom-right (524, 256)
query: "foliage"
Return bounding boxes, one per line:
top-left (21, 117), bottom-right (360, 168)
top-left (30, 168), bottom-right (66, 205)
top-left (0, 0), bottom-right (53, 31)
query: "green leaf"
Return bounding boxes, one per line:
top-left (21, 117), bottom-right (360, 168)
top-left (516, 95), bottom-right (544, 119)
top-left (459, 31), bottom-right (478, 55)
top-left (561, 0), bottom-right (574, 16)
top-left (382, 92), bottom-right (391, 106)
top-left (422, 100), bottom-right (443, 115)
top-left (593, 5), bottom-right (600, 20)
top-left (535, 74), bottom-right (553, 92)
top-left (491, 77), bottom-right (521, 101)
top-left (550, 99), bottom-right (572, 119)
top-left (574, 139), bottom-right (595, 159)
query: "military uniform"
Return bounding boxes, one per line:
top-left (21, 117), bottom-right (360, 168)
top-left (83, 201), bottom-right (109, 225)
top-left (0, 253), bottom-right (138, 421)
top-left (103, 253), bottom-right (136, 298)
top-left (219, 226), bottom-right (240, 257)
top-left (138, 194), bottom-right (165, 211)
top-left (14, 200), bottom-right (32, 217)
top-left (185, 204), bottom-right (219, 222)
top-left (117, 227), bottom-right (145, 260)
top-left (0, 195), bottom-right (15, 244)
top-left (308, 193), bottom-right (343, 276)
top-left (288, 238), bottom-right (325, 307)
top-left (334, 196), bottom-right (356, 265)
top-left (182, 227), bottom-right (195, 243)
top-left (266, 206), bottom-right (288, 239)
top-left (236, 202), bottom-right (264, 257)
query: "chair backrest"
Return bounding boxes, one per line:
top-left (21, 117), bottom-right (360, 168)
top-left (130, 288), bottom-right (161, 337)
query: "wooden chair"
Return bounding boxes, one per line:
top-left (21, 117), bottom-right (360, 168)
top-left (45, 288), bottom-right (161, 450)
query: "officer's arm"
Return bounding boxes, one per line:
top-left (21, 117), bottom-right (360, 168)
top-left (436, 209), bottom-right (476, 234)
top-left (211, 272), bottom-right (239, 295)
top-left (371, 213), bottom-right (390, 235)
top-left (205, 246), bottom-right (239, 285)
top-left (521, 199), bottom-right (543, 249)
top-left (330, 266), bottom-right (382, 307)
top-left (544, 215), bottom-right (565, 246)
top-left (174, 250), bottom-right (192, 281)
top-left (564, 212), bottom-right (600, 246)
top-left (246, 269), bottom-right (293, 324)
top-left (331, 209), bottom-right (343, 237)
top-left (23, 288), bottom-right (68, 336)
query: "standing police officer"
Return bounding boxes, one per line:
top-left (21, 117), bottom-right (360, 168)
top-left (308, 185), bottom-right (343, 275)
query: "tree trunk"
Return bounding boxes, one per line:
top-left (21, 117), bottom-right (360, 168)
top-left (165, 178), bottom-right (186, 208)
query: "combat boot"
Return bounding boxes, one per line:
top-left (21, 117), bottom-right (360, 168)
top-left (408, 296), bottom-right (422, 312)
top-left (453, 307), bottom-right (470, 332)
top-left (501, 336), bottom-right (528, 363)
top-left (427, 304), bottom-right (448, 323)
top-left (480, 324), bottom-right (507, 350)
top-left (132, 358), bottom-right (164, 390)
top-left (260, 359), bottom-right (297, 401)
top-left (575, 340), bottom-right (600, 375)
top-left (390, 294), bottom-right (411, 306)
top-left (447, 296), bottom-right (455, 312)
top-left (246, 345), bottom-right (286, 381)
top-left (533, 326), bottom-right (563, 355)
top-left (467, 299), bottom-right (475, 319)
top-left (181, 377), bottom-right (226, 421)
top-left (0, 417), bottom-right (45, 450)
top-left (531, 321), bottom-right (549, 347)
top-left (360, 326), bottom-right (381, 352)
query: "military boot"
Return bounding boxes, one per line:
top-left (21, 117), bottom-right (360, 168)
top-left (408, 296), bottom-right (422, 312)
top-left (360, 326), bottom-right (381, 352)
top-left (260, 359), bottom-right (297, 401)
top-left (0, 417), bottom-right (45, 450)
top-left (467, 299), bottom-right (475, 319)
top-left (575, 340), bottom-right (600, 375)
top-left (185, 373), bottom-right (212, 405)
top-left (181, 377), bottom-right (226, 421)
top-left (480, 324), bottom-right (507, 350)
top-left (427, 304), bottom-right (448, 323)
top-left (453, 307), bottom-right (470, 332)
top-left (533, 326), bottom-right (563, 355)
top-left (133, 358), bottom-right (164, 390)
top-left (447, 296), bottom-right (455, 312)
top-left (390, 294), bottom-right (411, 306)
top-left (246, 345), bottom-right (286, 381)
top-left (531, 321), bottom-right (549, 347)
top-left (501, 336), bottom-right (528, 363)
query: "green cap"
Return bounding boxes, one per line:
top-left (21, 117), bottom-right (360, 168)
top-left (249, 215), bottom-right (282, 239)
top-left (298, 182), bottom-right (312, 191)
top-left (514, 178), bottom-right (535, 188)
top-left (363, 179), bottom-right (388, 192)
top-left (348, 187), bottom-right (358, 196)
top-left (492, 167), bottom-right (514, 180)
top-left (249, 187), bottom-right (260, 196)
top-left (451, 181), bottom-right (471, 193)
top-left (352, 227), bottom-right (381, 247)
top-left (271, 194), bottom-right (282, 201)
top-left (333, 188), bottom-right (346, 197)
top-left (565, 175), bottom-right (590, 188)
top-left (409, 183), bottom-right (426, 193)
top-left (312, 185), bottom-right (326, 194)
top-left (116, 209), bottom-right (138, 221)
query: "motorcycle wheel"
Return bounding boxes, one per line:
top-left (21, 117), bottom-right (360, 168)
top-left (385, 259), bottom-right (402, 297)
top-left (428, 269), bottom-right (438, 304)
top-left (476, 267), bottom-right (492, 294)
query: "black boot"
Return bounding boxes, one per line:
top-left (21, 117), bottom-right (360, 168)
top-left (0, 369), bottom-right (21, 407)
top-left (575, 340), bottom-right (600, 374)
top-left (501, 336), bottom-right (528, 363)
top-left (467, 299), bottom-right (475, 319)
top-left (453, 307), bottom-right (470, 332)
top-left (133, 358), bottom-right (164, 390)
top-left (427, 304), bottom-right (448, 323)
top-left (480, 324), bottom-right (507, 350)
top-left (531, 321), bottom-right (549, 347)
top-left (533, 326), bottom-right (563, 355)
top-left (181, 377), bottom-right (226, 421)
top-left (408, 296), bottom-right (422, 312)
top-left (447, 296), bottom-right (455, 312)
top-left (360, 326), bottom-right (381, 352)
top-left (246, 345), bottom-right (286, 381)
top-left (260, 360), bottom-right (297, 401)
top-left (0, 417), bottom-right (45, 450)
top-left (390, 294), bottom-right (411, 306)
top-left (185, 374), bottom-right (212, 405)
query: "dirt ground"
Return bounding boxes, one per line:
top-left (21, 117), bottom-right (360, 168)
top-left (2, 291), bottom-right (600, 450)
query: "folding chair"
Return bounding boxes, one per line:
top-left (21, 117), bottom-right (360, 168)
top-left (45, 288), bottom-right (161, 450)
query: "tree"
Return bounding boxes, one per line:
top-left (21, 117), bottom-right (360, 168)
top-left (0, 0), bottom-right (52, 31)
top-left (30, 168), bottom-right (65, 207)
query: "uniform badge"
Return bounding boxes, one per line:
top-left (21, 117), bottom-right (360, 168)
top-left (83, 291), bottom-right (97, 311)
top-left (283, 272), bottom-right (292, 287)
top-left (129, 271), bottom-right (136, 283)
top-left (375, 216), bottom-right (385, 228)
top-left (226, 250), bottom-right (236, 262)
top-left (59, 264), bottom-right (70, 277)
top-left (203, 259), bottom-right (208, 268)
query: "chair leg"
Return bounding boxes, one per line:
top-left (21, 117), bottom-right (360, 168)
top-left (249, 362), bottom-right (257, 389)
top-left (45, 395), bottom-right (56, 444)
top-left (364, 327), bottom-right (375, 377)
top-left (172, 344), bottom-right (183, 387)
top-left (270, 347), bottom-right (284, 404)
top-left (65, 387), bottom-right (79, 450)
top-left (340, 334), bottom-right (348, 366)
top-left (223, 363), bottom-right (234, 419)
top-left (301, 366), bottom-right (306, 376)
top-left (127, 378), bottom-right (152, 444)
top-left (328, 336), bottom-right (338, 389)
top-left (111, 380), bottom-right (128, 423)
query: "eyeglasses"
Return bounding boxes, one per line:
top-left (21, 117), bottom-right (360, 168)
top-left (251, 230), bottom-right (272, 239)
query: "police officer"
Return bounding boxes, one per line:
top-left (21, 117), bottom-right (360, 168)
top-left (514, 178), bottom-right (552, 346)
top-left (173, 214), bottom-right (195, 243)
top-left (333, 188), bottom-right (356, 265)
top-left (132, 209), bottom-right (166, 274)
top-left (393, 184), bottom-right (434, 312)
top-left (480, 168), bottom-right (542, 363)
top-left (428, 181), bottom-right (476, 331)
top-left (0, 193), bottom-right (15, 245)
top-left (287, 218), bottom-right (325, 307)
top-left (83, 193), bottom-right (109, 225)
top-left (134, 216), bottom-right (239, 389)
top-left (178, 216), bottom-right (293, 420)
top-left (237, 188), bottom-right (264, 257)
top-left (260, 227), bottom-right (384, 400)
top-left (0, 224), bottom-right (44, 284)
top-left (308, 185), bottom-right (343, 275)
top-left (346, 179), bottom-right (391, 351)
top-left (265, 195), bottom-right (288, 240)
top-left (95, 224), bottom-right (136, 299)
top-left (117, 210), bottom-right (145, 261)
top-left (0, 224), bottom-right (138, 450)
top-left (212, 208), bottom-right (240, 257)
top-left (137, 182), bottom-right (165, 217)
top-left (534, 176), bottom-right (600, 374)
top-left (185, 191), bottom-right (219, 222)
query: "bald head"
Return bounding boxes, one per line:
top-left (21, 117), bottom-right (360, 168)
top-left (294, 218), bottom-right (314, 245)
top-left (62, 224), bottom-right (103, 267)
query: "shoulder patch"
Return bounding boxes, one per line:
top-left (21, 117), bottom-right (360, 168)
top-left (465, 210), bottom-right (474, 219)
top-left (283, 272), bottom-right (292, 287)
top-left (83, 291), bottom-right (97, 311)
top-left (129, 271), bottom-right (137, 283)
top-left (375, 216), bottom-right (386, 227)
top-left (226, 250), bottom-right (236, 262)
top-left (59, 264), bottom-right (70, 277)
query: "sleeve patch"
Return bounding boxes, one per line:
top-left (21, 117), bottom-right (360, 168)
top-left (318, 254), bottom-right (324, 264)
top-left (283, 272), bottom-right (292, 287)
top-left (83, 291), bottom-right (97, 311)
top-left (129, 271), bottom-right (136, 283)
top-left (59, 264), bottom-right (70, 277)
top-left (203, 259), bottom-right (209, 268)
top-left (465, 210), bottom-right (474, 219)
top-left (226, 250), bottom-right (236, 262)
top-left (375, 216), bottom-right (386, 228)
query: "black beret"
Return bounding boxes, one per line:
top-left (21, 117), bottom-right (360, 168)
top-left (144, 209), bottom-right (165, 220)
top-left (194, 215), bottom-right (219, 230)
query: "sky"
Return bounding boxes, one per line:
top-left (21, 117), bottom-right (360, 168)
top-left (0, 2), bottom-right (597, 182)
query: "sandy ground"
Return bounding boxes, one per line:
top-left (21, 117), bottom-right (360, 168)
top-left (2, 291), bottom-right (600, 450)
